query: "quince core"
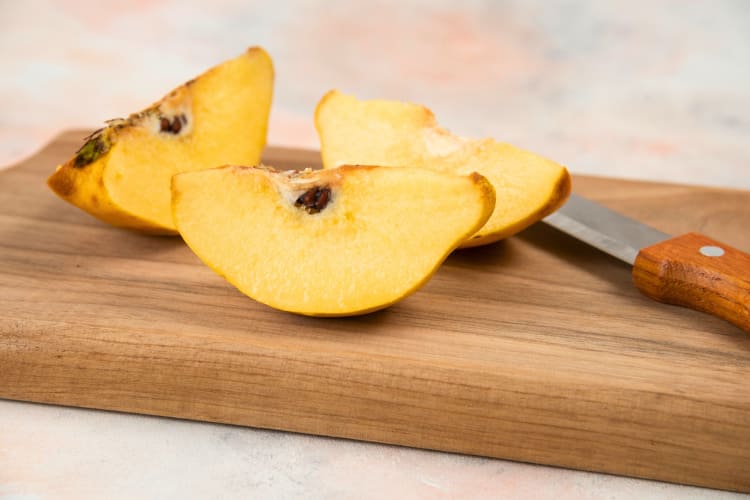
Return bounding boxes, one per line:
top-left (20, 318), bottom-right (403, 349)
top-left (171, 165), bottom-right (496, 316)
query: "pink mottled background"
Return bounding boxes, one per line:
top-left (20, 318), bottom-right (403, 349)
top-left (2, 0), bottom-right (749, 188)
top-left (1, 1), bottom-right (749, 499)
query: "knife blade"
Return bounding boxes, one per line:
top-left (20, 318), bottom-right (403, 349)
top-left (544, 193), bottom-right (750, 334)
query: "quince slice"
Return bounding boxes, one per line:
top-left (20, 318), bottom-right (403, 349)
top-left (48, 47), bottom-right (274, 234)
top-left (171, 165), bottom-right (495, 316)
top-left (315, 90), bottom-right (571, 247)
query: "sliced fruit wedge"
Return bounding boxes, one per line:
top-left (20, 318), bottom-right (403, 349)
top-left (171, 165), bottom-right (495, 316)
top-left (315, 90), bottom-right (571, 247)
top-left (48, 46), bottom-right (274, 234)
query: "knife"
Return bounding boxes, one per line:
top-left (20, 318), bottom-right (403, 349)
top-left (543, 193), bottom-right (750, 334)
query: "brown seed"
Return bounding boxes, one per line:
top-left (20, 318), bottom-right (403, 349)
top-left (294, 193), bottom-right (306, 208)
top-left (179, 114), bottom-right (188, 124)
top-left (314, 187), bottom-right (330, 210)
top-left (171, 117), bottom-right (182, 134)
top-left (295, 186), bottom-right (332, 214)
top-left (302, 189), bottom-right (316, 206)
top-left (160, 117), bottom-right (170, 132)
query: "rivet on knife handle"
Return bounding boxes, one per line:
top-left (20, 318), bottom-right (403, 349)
top-left (632, 232), bottom-right (750, 333)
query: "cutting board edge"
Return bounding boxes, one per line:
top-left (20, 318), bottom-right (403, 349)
top-left (1, 320), bottom-right (748, 493)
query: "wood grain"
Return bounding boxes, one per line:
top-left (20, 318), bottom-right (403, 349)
top-left (1, 130), bottom-right (749, 492)
top-left (634, 233), bottom-right (750, 333)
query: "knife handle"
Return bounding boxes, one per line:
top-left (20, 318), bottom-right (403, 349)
top-left (632, 232), bottom-right (750, 334)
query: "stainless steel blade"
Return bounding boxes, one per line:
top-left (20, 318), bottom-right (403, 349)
top-left (543, 194), bottom-right (670, 265)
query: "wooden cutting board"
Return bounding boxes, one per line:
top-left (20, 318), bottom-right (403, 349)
top-left (2, 130), bottom-right (749, 492)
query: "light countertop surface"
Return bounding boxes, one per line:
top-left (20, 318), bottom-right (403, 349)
top-left (1, 1), bottom-right (749, 498)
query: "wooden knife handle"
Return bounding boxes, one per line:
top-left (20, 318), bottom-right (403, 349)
top-left (632, 232), bottom-right (750, 333)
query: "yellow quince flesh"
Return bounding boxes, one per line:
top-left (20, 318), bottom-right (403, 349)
top-left (48, 47), bottom-right (274, 234)
top-left (315, 90), bottom-right (571, 247)
top-left (171, 165), bottom-right (496, 316)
